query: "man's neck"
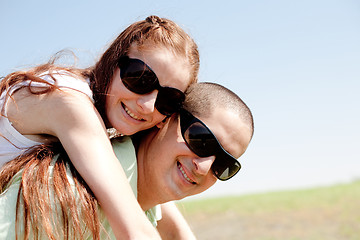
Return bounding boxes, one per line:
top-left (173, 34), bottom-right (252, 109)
top-left (136, 129), bottom-right (160, 211)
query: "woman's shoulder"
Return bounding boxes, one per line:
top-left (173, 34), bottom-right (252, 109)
top-left (39, 70), bottom-right (93, 101)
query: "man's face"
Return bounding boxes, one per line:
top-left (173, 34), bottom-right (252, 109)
top-left (137, 107), bottom-right (252, 205)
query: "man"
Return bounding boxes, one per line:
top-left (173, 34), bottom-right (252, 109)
top-left (0, 82), bottom-right (254, 239)
top-left (139, 82), bottom-right (253, 238)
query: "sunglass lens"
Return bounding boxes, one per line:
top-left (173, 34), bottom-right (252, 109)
top-left (156, 88), bottom-right (185, 116)
top-left (120, 60), bottom-right (158, 94)
top-left (212, 157), bottom-right (241, 180)
top-left (183, 122), bottom-right (218, 157)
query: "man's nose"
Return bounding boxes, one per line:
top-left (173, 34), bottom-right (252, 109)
top-left (192, 156), bottom-right (215, 176)
top-left (136, 90), bottom-right (158, 114)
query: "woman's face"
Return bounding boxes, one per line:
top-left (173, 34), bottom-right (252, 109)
top-left (105, 44), bottom-right (192, 135)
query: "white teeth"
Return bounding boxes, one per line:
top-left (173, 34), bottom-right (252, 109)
top-left (179, 165), bottom-right (195, 184)
top-left (124, 106), bottom-right (142, 120)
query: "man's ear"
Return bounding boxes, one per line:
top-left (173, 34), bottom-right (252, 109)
top-left (156, 116), bottom-right (170, 129)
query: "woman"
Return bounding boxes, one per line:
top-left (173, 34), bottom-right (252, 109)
top-left (0, 82), bottom-right (254, 239)
top-left (0, 15), bottom-right (199, 239)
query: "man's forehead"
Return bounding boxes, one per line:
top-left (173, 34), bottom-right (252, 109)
top-left (160, 115), bottom-right (182, 141)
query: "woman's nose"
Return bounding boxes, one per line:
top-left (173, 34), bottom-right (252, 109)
top-left (136, 90), bottom-right (158, 114)
top-left (192, 156), bottom-right (215, 176)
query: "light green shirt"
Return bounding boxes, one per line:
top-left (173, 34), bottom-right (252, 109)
top-left (0, 136), bottom-right (161, 239)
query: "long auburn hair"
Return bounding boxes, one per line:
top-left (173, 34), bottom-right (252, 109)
top-left (0, 143), bottom-right (103, 239)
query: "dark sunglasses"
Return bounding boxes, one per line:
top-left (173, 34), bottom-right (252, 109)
top-left (179, 108), bottom-right (241, 181)
top-left (117, 56), bottom-right (185, 116)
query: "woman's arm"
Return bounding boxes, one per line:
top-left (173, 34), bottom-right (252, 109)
top-left (157, 202), bottom-right (196, 240)
top-left (7, 88), bottom-right (161, 239)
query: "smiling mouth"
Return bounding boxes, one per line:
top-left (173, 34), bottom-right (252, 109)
top-left (177, 162), bottom-right (196, 184)
top-left (122, 103), bottom-right (145, 121)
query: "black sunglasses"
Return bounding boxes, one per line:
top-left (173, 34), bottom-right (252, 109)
top-left (117, 56), bottom-right (185, 116)
top-left (179, 108), bottom-right (241, 181)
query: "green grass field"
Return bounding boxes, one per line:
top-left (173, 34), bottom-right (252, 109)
top-left (177, 181), bottom-right (360, 240)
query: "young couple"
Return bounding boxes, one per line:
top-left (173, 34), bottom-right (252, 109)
top-left (0, 15), bottom-right (254, 239)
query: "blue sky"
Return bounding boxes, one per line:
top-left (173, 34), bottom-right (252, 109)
top-left (1, 0), bottom-right (359, 199)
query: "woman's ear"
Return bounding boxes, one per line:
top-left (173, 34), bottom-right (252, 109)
top-left (156, 116), bottom-right (170, 129)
